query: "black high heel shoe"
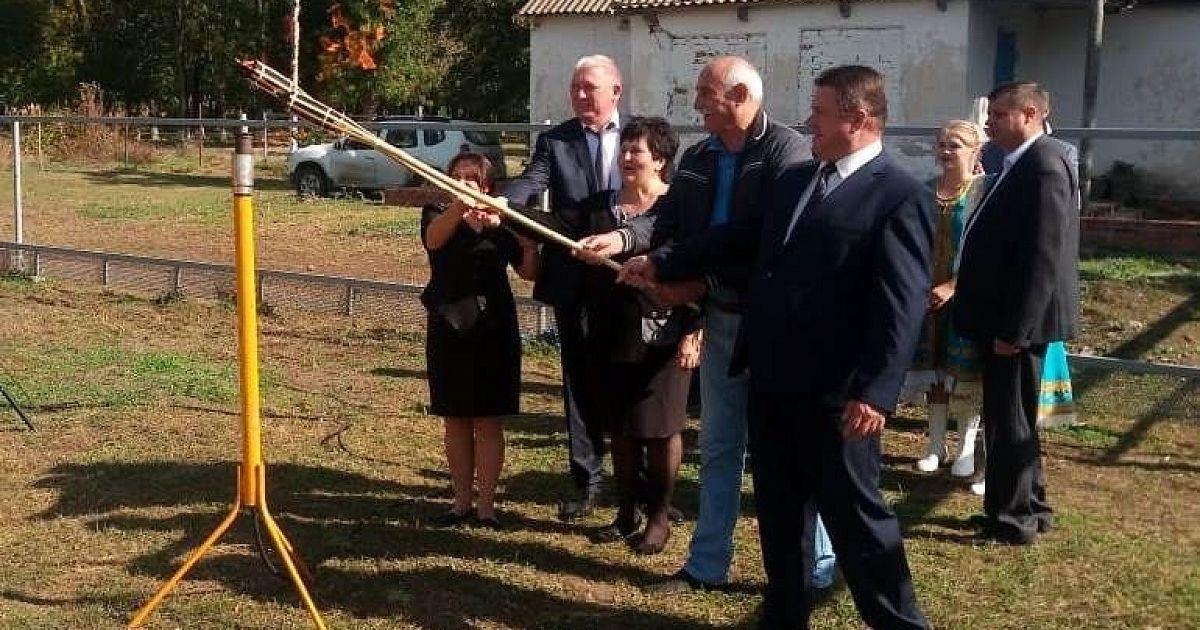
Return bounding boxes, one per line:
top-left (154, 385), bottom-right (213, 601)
top-left (433, 508), bottom-right (473, 528)
top-left (590, 513), bottom-right (643, 544)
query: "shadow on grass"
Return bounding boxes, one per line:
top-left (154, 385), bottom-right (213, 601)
top-left (879, 463), bottom-right (979, 536)
top-left (863, 274), bottom-right (1199, 536)
top-left (31, 460), bottom-right (741, 627)
top-left (1097, 378), bottom-right (1199, 464)
top-left (371, 365), bottom-right (563, 399)
top-left (498, 468), bottom-right (717, 518)
top-left (318, 565), bottom-right (745, 629)
top-left (1052, 442), bottom-right (1200, 474)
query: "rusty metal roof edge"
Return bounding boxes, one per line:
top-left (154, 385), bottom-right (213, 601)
top-left (517, 1), bottom-right (617, 17)
top-left (519, 1), bottom-right (902, 18)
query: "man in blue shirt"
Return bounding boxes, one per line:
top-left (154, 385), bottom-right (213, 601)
top-left (580, 56), bottom-right (837, 595)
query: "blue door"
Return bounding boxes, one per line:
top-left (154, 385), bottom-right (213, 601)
top-left (994, 28), bottom-right (1017, 86)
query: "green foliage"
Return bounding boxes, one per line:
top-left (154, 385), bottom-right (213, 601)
top-left (0, 273), bottom-right (43, 293)
top-left (434, 0), bottom-right (531, 121)
top-left (78, 197), bottom-right (231, 225)
top-left (0, 1), bottom-right (81, 105)
top-left (316, 0), bottom-right (454, 113)
top-left (2, 344), bottom-right (240, 407)
top-left (1, 0), bottom-right (532, 121)
top-left (1080, 251), bottom-right (1200, 283)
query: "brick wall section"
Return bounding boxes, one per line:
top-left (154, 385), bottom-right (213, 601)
top-left (1081, 217), bottom-right (1200, 255)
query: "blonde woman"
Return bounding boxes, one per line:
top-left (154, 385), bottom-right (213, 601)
top-left (910, 120), bottom-right (988, 477)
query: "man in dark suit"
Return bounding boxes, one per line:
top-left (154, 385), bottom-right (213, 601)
top-left (502, 54), bottom-right (623, 520)
top-left (954, 81), bottom-right (1079, 545)
top-left (620, 65), bottom-right (931, 629)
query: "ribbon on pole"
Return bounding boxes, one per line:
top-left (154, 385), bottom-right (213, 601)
top-left (236, 59), bottom-right (620, 272)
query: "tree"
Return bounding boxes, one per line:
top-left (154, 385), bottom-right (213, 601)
top-left (312, 0), bottom-right (454, 114)
top-left (0, 1), bottom-right (82, 107)
top-left (0, 0), bottom-right (533, 121)
top-left (434, 0), bottom-right (529, 121)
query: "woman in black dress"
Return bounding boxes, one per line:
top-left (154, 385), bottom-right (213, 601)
top-left (576, 118), bottom-right (703, 554)
top-left (421, 152), bottom-right (539, 527)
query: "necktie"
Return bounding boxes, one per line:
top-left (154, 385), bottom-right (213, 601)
top-left (784, 163), bottom-right (837, 243)
top-left (593, 130), bottom-right (606, 191)
top-left (810, 162), bottom-right (837, 204)
top-left (589, 122), bottom-right (617, 192)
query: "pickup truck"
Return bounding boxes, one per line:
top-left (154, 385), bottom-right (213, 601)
top-left (286, 115), bottom-right (507, 197)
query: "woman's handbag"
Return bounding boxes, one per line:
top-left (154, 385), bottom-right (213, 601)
top-left (639, 303), bottom-right (686, 347)
top-left (427, 295), bottom-right (488, 332)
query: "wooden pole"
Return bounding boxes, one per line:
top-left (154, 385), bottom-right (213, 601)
top-left (238, 59), bottom-right (621, 271)
top-left (290, 0), bottom-right (301, 152)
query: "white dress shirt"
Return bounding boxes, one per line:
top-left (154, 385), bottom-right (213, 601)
top-left (783, 139), bottom-right (883, 243)
top-left (961, 131), bottom-right (1044, 243)
top-left (583, 110), bottom-right (621, 191)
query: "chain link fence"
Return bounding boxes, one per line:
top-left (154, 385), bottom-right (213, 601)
top-left (0, 242), bottom-right (549, 337)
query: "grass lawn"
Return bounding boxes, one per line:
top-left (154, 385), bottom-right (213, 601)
top-left (0, 152), bottom-right (434, 286)
top-left (0, 155), bottom-right (1197, 629)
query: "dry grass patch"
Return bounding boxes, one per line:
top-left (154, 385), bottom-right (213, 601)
top-left (0, 160), bottom-right (1196, 628)
top-left (0, 275), bottom-right (1196, 629)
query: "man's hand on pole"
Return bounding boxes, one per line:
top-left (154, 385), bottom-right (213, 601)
top-left (617, 255), bottom-right (658, 289)
top-left (648, 279), bottom-right (706, 308)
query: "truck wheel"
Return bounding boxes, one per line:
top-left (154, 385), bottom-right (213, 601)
top-left (294, 164), bottom-right (329, 198)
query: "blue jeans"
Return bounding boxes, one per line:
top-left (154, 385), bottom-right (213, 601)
top-left (682, 308), bottom-right (749, 584)
top-left (683, 307), bottom-right (837, 585)
top-left (812, 513), bottom-right (837, 589)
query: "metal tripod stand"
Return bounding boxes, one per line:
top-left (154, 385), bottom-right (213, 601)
top-left (1, 383), bottom-right (35, 431)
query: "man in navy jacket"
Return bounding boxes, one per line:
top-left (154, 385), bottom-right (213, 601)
top-left (620, 65), bottom-right (932, 629)
top-left (954, 81), bottom-right (1079, 545)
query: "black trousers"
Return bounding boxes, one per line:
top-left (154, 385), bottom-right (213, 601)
top-left (748, 387), bottom-right (928, 630)
top-left (554, 303), bottom-right (607, 491)
top-left (979, 342), bottom-right (1053, 542)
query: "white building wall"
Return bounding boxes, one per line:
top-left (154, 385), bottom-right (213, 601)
top-left (623, 0), bottom-right (971, 127)
top-left (621, 0), bottom-right (969, 177)
top-left (965, 1), bottom-right (998, 103)
top-left (1020, 6), bottom-right (1200, 198)
top-left (527, 15), bottom-right (629, 124)
top-left (526, 2), bottom-right (1200, 199)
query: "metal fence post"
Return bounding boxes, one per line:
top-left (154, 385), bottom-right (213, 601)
top-left (344, 285), bottom-right (355, 316)
top-left (12, 120), bottom-right (22, 246)
top-left (36, 122), bottom-right (44, 171)
top-left (101, 259), bottom-right (110, 285)
top-left (173, 266), bottom-right (184, 293)
top-left (198, 102), bottom-right (205, 169)
top-left (262, 112), bottom-right (269, 163)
